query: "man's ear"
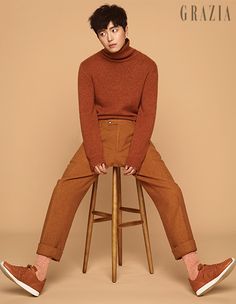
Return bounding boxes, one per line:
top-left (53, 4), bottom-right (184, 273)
top-left (125, 25), bottom-right (128, 36)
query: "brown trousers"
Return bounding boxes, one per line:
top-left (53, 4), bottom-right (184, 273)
top-left (36, 119), bottom-right (197, 261)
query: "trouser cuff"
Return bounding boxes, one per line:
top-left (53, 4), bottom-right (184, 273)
top-left (172, 239), bottom-right (197, 260)
top-left (36, 243), bottom-right (63, 262)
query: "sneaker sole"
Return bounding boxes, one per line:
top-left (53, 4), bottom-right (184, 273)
top-left (196, 257), bottom-right (236, 296)
top-left (0, 261), bottom-right (40, 297)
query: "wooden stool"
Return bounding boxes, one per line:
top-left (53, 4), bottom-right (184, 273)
top-left (82, 166), bottom-right (154, 282)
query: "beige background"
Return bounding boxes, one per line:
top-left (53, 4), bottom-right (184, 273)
top-left (0, 0), bottom-right (236, 303)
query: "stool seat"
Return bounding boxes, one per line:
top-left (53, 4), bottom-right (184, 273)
top-left (82, 166), bottom-right (154, 282)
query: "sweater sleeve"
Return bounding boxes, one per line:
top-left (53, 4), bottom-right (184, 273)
top-left (78, 63), bottom-right (105, 171)
top-left (125, 63), bottom-right (158, 172)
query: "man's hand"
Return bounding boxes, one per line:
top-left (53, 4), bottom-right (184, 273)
top-left (123, 165), bottom-right (137, 175)
top-left (94, 163), bottom-right (108, 175)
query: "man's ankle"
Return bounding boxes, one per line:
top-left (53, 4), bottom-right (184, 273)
top-left (188, 262), bottom-right (200, 280)
top-left (35, 267), bottom-right (47, 281)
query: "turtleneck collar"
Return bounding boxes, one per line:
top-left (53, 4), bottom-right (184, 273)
top-left (100, 38), bottom-right (136, 62)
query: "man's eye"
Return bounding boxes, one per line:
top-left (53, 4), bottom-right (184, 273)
top-left (113, 28), bottom-right (118, 32)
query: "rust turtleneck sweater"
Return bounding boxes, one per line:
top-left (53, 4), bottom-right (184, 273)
top-left (78, 37), bottom-right (158, 172)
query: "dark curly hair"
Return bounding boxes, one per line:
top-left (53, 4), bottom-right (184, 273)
top-left (88, 4), bottom-right (128, 36)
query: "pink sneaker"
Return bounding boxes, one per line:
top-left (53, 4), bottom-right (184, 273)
top-left (0, 260), bottom-right (46, 296)
top-left (188, 257), bottom-right (236, 296)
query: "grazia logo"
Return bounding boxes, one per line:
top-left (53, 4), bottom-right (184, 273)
top-left (180, 4), bottom-right (231, 21)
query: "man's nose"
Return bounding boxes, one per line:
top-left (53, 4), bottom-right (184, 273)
top-left (107, 32), bottom-right (113, 42)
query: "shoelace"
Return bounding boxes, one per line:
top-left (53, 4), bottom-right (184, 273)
top-left (27, 264), bottom-right (37, 272)
top-left (198, 263), bottom-right (205, 270)
top-left (198, 262), bottom-right (221, 270)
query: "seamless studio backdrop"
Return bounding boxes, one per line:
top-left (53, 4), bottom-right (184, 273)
top-left (0, 1), bottom-right (236, 303)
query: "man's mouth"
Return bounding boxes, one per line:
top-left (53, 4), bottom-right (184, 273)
top-left (109, 43), bottom-right (117, 48)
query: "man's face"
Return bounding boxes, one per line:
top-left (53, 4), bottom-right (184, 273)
top-left (97, 20), bottom-right (128, 53)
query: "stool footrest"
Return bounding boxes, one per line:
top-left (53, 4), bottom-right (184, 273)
top-left (94, 217), bottom-right (112, 223)
top-left (120, 206), bottom-right (140, 213)
top-left (92, 210), bottom-right (112, 223)
top-left (92, 210), bottom-right (112, 217)
top-left (119, 220), bottom-right (143, 228)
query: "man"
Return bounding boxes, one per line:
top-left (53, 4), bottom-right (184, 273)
top-left (0, 4), bottom-right (235, 297)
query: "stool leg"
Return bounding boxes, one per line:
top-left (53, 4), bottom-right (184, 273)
top-left (136, 179), bottom-right (154, 274)
top-left (82, 176), bottom-right (99, 273)
top-left (117, 167), bottom-right (122, 266)
top-left (112, 167), bottom-right (118, 282)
